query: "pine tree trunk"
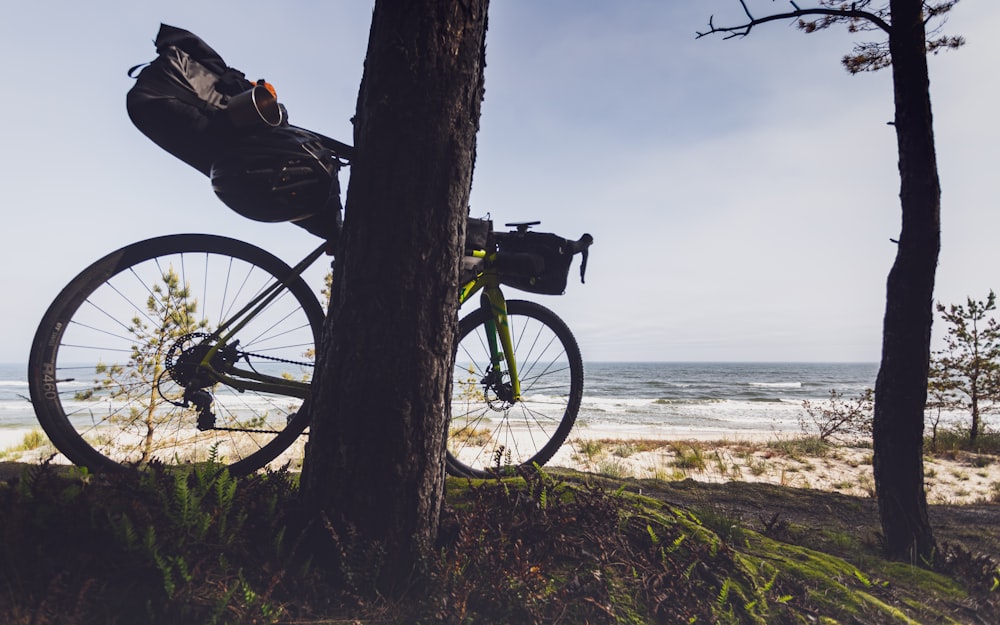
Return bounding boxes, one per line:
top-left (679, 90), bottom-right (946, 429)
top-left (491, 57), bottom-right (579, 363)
top-left (299, 0), bottom-right (489, 592)
top-left (872, 0), bottom-right (940, 563)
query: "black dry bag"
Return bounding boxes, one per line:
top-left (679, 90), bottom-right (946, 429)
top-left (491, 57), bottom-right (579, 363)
top-left (211, 127), bottom-right (348, 239)
top-left (126, 24), bottom-right (354, 241)
top-left (126, 24), bottom-right (256, 175)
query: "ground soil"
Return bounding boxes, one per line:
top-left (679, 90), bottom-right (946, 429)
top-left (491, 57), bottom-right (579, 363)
top-left (558, 471), bottom-right (1000, 561)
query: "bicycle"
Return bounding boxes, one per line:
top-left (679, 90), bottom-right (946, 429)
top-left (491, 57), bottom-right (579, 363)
top-left (27, 216), bottom-right (592, 478)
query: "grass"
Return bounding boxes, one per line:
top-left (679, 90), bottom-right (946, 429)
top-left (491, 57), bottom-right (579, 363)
top-left (448, 426), bottom-right (492, 446)
top-left (555, 432), bottom-right (1000, 507)
top-left (596, 457), bottom-right (630, 478)
top-left (930, 429), bottom-right (1000, 455)
top-left (0, 431), bottom-right (50, 461)
top-left (1, 461), bottom-right (997, 624)
top-left (766, 435), bottom-right (832, 458)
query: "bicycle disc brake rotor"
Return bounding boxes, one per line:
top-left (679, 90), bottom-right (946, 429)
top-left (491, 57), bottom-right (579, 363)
top-left (483, 366), bottom-right (515, 411)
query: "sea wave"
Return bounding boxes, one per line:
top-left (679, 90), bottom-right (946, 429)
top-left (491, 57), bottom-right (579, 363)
top-left (652, 398), bottom-right (725, 406)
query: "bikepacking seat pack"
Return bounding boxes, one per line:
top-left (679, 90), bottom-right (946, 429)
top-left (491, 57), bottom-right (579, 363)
top-left (126, 24), bottom-right (353, 240)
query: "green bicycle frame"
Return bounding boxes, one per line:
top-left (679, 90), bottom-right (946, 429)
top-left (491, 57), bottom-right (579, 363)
top-left (193, 244), bottom-right (522, 402)
top-left (197, 242), bottom-right (329, 399)
top-left (458, 249), bottom-right (522, 401)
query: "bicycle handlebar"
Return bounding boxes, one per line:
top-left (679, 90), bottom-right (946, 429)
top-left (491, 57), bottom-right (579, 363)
top-left (566, 234), bottom-right (593, 284)
top-left (490, 231), bottom-right (594, 285)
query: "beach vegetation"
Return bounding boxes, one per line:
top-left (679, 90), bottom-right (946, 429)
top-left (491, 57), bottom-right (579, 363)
top-left (929, 427), bottom-right (1000, 456)
top-left (14, 430), bottom-right (46, 452)
top-left (447, 426), bottom-right (491, 447)
top-left (644, 461), bottom-right (686, 482)
top-left (929, 291), bottom-right (1000, 446)
top-left (744, 454), bottom-right (768, 477)
top-left (596, 457), bottom-right (630, 479)
top-left (612, 441), bottom-right (639, 458)
top-left (671, 443), bottom-right (707, 472)
top-left (1, 458), bottom-right (998, 623)
top-left (800, 388), bottom-right (874, 444)
top-left (571, 438), bottom-right (604, 465)
top-left (0, 431), bottom-right (52, 462)
top-left (767, 435), bottom-right (832, 459)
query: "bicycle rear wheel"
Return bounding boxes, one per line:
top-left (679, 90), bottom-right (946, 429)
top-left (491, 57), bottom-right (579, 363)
top-left (448, 299), bottom-right (583, 477)
top-left (28, 234), bottom-right (324, 475)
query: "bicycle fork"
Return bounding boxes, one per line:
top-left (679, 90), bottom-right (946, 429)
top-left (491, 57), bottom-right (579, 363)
top-left (479, 289), bottom-right (521, 403)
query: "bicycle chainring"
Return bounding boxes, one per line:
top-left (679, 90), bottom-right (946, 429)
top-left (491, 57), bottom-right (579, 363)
top-left (164, 333), bottom-right (232, 390)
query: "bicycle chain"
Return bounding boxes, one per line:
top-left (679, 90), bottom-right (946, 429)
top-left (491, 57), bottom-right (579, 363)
top-left (161, 336), bottom-right (313, 434)
top-left (237, 350), bottom-right (315, 369)
top-left (208, 425), bottom-right (310, 435)
top-left (206, 349), bottom-right (313, 434)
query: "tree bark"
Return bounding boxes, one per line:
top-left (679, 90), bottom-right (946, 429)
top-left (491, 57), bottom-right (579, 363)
top-left (299, 0), bottom-right (489, 592)
top-left (872, 0), bottom-right (940, 563)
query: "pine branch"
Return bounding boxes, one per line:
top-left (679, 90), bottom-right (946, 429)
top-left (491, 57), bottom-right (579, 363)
top-left (696, 1), bottom-right (892, 40)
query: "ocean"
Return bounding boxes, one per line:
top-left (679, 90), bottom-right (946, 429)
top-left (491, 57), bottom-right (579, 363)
top-left (1, 361), bottom-right (879, 437)
top-left (577, 362), bottom-right (878, 439)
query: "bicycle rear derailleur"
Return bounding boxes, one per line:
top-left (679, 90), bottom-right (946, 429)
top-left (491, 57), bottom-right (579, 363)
top-left (160, 333), bottom-right (239, 430)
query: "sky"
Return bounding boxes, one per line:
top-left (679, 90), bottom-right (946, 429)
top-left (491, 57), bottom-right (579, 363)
top-left (2, 1), bottom-right (998, 363)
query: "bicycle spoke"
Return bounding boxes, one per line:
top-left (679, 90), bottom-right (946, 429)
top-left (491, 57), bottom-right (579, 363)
top-left (448, 300), bottom-right (582, 477)
top-left (29, 235), bottom-right (324, 475)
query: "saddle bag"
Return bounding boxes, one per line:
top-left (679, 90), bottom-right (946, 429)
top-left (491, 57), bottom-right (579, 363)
top-left (126, 24), bottom-right (257, 175)
top-left (210, 127), bottom-right (347, 239)
top-left (127, 24), bottom-right (354, 240)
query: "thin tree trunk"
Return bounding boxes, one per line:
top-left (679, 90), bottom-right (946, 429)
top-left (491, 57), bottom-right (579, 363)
top-left (872, 0), bottom-right (940, 563)
top-left (299, 0), bottom-right (489, 593)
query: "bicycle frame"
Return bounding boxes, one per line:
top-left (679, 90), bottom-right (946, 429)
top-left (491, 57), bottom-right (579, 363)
top-left (458, 249), bottom-right (522, 401)
top-left (193, 243), bottom-right (522, 402)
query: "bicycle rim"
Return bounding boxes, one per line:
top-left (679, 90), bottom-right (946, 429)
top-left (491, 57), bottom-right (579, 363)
top-left (448, 299), bottom-right (583, 477)
top-left (28, 234), bottom-right (325, 475)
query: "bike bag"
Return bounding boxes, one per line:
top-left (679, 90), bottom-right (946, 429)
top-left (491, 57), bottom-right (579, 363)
top-left (210, 127), bottom-right (349, 240)
top-left (126, 24), bottom-right (255, 175)
top-left (459, 216), bottom-right (492, 284)
top-left (465, 216), bottom-right (492, 253)
top-left (127, 24), bottom-right (355, 241)
top-left (495, 231), bottom-right (590, 295)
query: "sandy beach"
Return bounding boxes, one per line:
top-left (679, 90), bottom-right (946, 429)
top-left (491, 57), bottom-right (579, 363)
top-left (3, 424), bottom-right (998, 505)
top-left (550, 431), bottom-right (1000, 505)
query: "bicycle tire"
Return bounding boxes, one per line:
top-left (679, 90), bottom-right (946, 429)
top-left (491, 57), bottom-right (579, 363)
top-left (28, 234), bottom-right (324, 475)
top-left (447, 299), bottom-right (583, 477)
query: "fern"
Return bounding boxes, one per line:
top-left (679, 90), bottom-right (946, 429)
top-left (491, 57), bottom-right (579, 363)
top-left (716, 576), bottom-right (732, 611)
top-left (111, 513), bottom-right (139, 552)
top-left (207, 441), bottom-right (222, 466)
top-left (667, 533), bottom-right (687, 554)
top-left (647, 524), bottom-right (660, 545)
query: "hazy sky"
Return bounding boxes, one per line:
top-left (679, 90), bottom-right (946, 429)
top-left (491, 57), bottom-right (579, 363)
top-left (2, 1), bottom-right (997, 363)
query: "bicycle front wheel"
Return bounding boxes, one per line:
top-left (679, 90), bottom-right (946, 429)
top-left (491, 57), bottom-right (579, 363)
top-left (28, 234), bottom-right (325, 475)
top-left (448, 299), bottom-right (583, 477)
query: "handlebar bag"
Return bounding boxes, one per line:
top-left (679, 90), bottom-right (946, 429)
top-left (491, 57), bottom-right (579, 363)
top-left (496, 232), bottom-right (576, 295)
